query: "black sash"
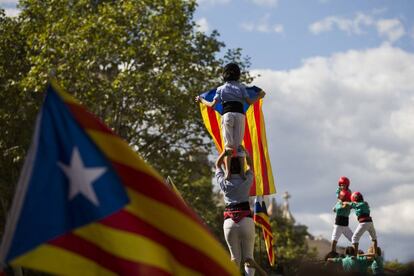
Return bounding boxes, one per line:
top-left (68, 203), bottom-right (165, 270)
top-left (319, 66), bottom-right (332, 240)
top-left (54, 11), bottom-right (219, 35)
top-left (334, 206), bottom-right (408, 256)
top-left (335, 216), bottom-right (349, 226)
top-left (222, 101), bottom-right (244, 114)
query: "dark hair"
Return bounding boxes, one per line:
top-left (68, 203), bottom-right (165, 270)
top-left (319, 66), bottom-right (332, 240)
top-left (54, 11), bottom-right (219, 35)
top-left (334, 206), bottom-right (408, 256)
top-left (324, 251), bottom-right (339, 261)
top-left (345, 246), bottom-right (355, 256)
top-left (222, 63), bottom-right (241, 81)
top-left (230, 157), bottom-right (241, 174)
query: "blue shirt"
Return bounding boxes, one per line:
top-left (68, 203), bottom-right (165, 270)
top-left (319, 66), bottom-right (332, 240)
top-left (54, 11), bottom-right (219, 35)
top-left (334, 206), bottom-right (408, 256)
top-left (214, 81), bottom-right (249, 104)
top-left (215, 168), bottom-right (253, 205)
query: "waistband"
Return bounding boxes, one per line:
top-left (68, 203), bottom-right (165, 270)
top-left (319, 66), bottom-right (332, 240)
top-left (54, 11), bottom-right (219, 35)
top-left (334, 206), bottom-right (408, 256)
top-left (358, 214), bottom-right (372, 223)
top-left (223, 101), bottom-right (244, 114)
top-left (225, 201), bottom-right (250, 211)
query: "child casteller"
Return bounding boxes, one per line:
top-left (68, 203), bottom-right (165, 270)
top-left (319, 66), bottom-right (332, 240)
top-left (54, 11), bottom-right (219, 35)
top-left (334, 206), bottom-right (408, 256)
top-left (196, 63), bottom-right (265, 179)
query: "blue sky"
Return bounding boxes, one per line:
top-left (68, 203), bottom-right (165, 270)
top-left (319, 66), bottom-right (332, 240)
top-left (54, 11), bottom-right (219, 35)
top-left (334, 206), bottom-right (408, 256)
top-left (2, 0), bottom-right (414, 263)
top-left (196, 0), bottom-right (414, 69)
top-left (196, 0), bottom-right (414, 263)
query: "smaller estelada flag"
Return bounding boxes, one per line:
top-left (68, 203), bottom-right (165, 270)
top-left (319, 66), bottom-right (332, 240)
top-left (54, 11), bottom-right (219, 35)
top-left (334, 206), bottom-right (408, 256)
top-left (253, 196), bottom-right (276, 266)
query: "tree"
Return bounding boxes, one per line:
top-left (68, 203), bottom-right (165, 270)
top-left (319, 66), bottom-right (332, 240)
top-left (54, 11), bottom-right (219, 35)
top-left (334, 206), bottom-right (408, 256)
top-left (0, 1), bottom-right (253, 240)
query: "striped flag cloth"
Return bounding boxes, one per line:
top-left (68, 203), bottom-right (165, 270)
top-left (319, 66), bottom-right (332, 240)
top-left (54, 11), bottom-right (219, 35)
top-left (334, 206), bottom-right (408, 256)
top-left (198, 86), bottom-right (276, 196)
top-left (253, 197), bottom-right (276, 266)
top-left (0, 79), bottom-right (239, 276)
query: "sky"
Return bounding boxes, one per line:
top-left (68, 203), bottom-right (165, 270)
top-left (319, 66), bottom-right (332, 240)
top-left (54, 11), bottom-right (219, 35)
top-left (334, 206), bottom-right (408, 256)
top-left (195, 0), bottom-right (414, 263)
top-left (2, 0), bottom-right (414, 263)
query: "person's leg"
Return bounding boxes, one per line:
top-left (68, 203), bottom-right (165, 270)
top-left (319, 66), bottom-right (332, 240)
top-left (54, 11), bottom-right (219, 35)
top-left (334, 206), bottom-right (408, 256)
top-left (224, 149), bottom-right (233, 180)
top-left (343, 226), bottom-right (354, 243)
top-left (367, 222), bottom-right (378, 255)
top-left (331, 225), bottom-right (340, 252)
top-left (234, 114), bottom-right (246, 179)
top-left (223, 219), bottom-right (242, 268)
top-left (221, 113), bottom-right (235, 180)
top-left (239, 218), bottom-right (256, 276)
top-left (352, 223), bottom-right (367, 256)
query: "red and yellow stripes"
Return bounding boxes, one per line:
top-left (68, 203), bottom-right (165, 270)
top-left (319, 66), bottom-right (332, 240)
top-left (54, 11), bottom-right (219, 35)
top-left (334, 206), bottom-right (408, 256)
top-left (199, 98), bottom-right (276, 196)
top-left (14, 79), bottom-right (238, 276)
top-left (254, 206), bottom-right (276, 267)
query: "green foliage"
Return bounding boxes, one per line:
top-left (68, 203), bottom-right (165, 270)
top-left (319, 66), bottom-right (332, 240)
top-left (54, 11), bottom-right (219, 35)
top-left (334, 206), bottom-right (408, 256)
top-left (0, 1), bottom-right (252, 240)
top-left (384, 260), bottom-right (414, 274)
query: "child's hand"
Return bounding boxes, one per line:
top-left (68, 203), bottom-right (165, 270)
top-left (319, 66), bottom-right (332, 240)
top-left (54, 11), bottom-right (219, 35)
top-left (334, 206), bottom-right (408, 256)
top-left (259, 91), bottom-right (266, 99)
top-left (195, 96), bottom-right (201, 103)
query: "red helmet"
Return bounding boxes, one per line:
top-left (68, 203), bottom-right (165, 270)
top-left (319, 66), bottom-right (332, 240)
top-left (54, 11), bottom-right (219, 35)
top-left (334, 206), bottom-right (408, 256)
top-left (338, 176), bottom-right (350, 188)
top-left (339, 190), bottom-right (352, 202)
top-left (351, 191), bottom-right (363, 202)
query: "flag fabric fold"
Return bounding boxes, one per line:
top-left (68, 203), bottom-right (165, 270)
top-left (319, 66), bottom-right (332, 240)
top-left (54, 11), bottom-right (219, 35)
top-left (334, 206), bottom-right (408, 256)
top-left (253, 197), bottom-right (276, 267)
top-left (0, 79), bottom-right (239, 276)
top-left (199, 86), bottom-right (276, 196)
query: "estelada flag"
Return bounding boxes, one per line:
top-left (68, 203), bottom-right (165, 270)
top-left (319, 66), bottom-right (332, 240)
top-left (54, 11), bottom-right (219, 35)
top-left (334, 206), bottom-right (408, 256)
top-left (199, 86), bottom-right (276, 196)
top-left (253, 197), bottom-right (276, 267)
top-left (0, 79), bottom-right (239, 276)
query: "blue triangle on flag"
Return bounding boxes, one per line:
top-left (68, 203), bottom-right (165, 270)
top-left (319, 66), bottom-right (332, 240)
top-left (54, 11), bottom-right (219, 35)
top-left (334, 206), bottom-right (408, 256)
top-left (5, 86), bottom-right (129, 261)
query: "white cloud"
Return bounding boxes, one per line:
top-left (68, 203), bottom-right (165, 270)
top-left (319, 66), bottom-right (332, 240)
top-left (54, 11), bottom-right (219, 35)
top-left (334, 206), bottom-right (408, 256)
top-left (250, 0), bottom-right (279, 7)
top-left (376, 19), bottom-right (405, 43)
top-left (309, 13), bottom-right (374, 35)
top-left (195, 17), bottom-right (210, 33)
top-left (251, 45), bottom-right (414, 259)
top-left (241, 14), bottom-right (283, 34)
top-left (273, 24), bottom-right (284, 33)
top-left (3, 8), bottom-right (19, 17)
top-left (309, 12), bottom-right (407, 44)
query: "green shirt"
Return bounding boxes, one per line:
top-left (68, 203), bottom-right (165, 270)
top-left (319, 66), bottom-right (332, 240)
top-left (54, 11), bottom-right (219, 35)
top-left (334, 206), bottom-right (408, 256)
top-left (332, 256), bottom-right (371, 274)
top-left (350, 201), bottom-right (370, 217)
top-left (334, 201), bottom-right (351, 217)
top-left (371, 256), bottom-right (384, 275)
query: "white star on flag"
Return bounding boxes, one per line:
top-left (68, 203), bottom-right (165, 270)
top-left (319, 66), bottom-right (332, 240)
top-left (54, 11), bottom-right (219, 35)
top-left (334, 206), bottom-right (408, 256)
top-left (58, 147), bottom-right (106, 206)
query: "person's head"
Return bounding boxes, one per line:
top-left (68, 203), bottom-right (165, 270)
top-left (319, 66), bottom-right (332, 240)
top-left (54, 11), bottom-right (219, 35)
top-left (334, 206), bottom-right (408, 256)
top-left (230, 157), bottom-right (242, 174)
top-left (338, 176), bottom-right (350, 190)
top-left (345, 246), bottom-right (355, 256)
top-left (339, 190), bottom-right (352, 202)
top-left (222, 63), bottom-right (241, 82)
top-left (324, 251), bottom-right (339, 261)
top-left (351, 191), bottom-right (364, 202)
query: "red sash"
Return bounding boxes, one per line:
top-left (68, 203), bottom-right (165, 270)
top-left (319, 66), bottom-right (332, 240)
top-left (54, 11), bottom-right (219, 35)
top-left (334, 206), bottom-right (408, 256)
top-left (223, 210), bottom-right (252, 223)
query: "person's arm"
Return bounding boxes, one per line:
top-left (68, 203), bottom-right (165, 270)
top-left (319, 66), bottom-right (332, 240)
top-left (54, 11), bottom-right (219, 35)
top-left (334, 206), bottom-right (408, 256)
top-left (245, 90), bottom-right (266, 105)
top-left (326, 257), bottom-right (342, 263)
top-left (215, 150), bottom-right (227, 170)
top-left (195, 95), bottom-right (219, 108)
top-left (215, 150), bottom-right (227, 191)
top-left (244, 148), bottom-right (253, 172)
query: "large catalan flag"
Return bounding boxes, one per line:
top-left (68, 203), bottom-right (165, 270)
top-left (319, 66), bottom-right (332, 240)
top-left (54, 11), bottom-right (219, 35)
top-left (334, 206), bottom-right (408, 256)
top-left (199, 86), bottom-right (276, 196)
top-left (253, 197), bottom-right (276, 267)
top-left (0, 79), bottom-right (239, 276)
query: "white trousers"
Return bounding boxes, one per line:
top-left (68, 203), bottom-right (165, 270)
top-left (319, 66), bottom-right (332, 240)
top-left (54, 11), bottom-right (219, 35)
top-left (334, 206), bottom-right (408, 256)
top-left (222, 112), bottom-right (245, 151)
top-left (352, 222), bottom-right (377, 244)
top-left (331, 225), bottom-right (353, 242)
top-left (223, 217), bottom-right (255, 276)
